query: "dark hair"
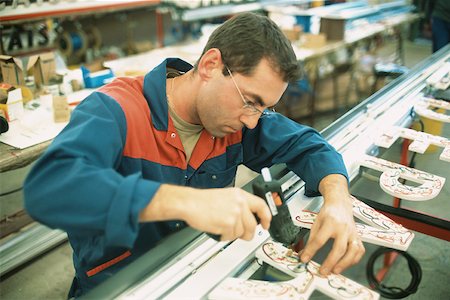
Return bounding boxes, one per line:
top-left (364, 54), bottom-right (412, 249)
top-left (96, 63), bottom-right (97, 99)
top-left (194, 13), bottom-right (301, 82)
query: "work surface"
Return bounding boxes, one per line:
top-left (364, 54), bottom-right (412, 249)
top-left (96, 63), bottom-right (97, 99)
top-left (0, 141), bottom-right (50, 173)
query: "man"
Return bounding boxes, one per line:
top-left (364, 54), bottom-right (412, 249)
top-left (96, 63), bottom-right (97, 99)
top-left (24, 13), bottom-right (364, 297)
top-left (431, 0), bottom-right (450, 52)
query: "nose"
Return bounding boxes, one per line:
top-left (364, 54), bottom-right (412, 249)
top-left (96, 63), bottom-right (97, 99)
top-left (239, 114), bottom-right (260, 129)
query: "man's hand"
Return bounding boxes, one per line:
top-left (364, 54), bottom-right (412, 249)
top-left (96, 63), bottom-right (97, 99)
top-left (184, 187), bottom-right (272, 241)
top-left (139, 185), bottom-right (272, 242)
top-left (300, 174), bottom-right (365, 275)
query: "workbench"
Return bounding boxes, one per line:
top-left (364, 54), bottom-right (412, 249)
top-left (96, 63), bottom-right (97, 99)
top-left (0, 140), bottom-right (49, 173)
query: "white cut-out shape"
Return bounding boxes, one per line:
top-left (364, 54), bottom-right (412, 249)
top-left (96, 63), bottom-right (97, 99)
top-left (351, 196), bottom-right (414, 250)
top-left (414, 97), bottom-right (450, 123)
top-left (374, 126), bottom-right (400, 149)
top-left (208, 277), bottom-right (309, 300)
top-left (294, 196), bottom-right (414, 251)
top-left (426, 62), bottom-right (450, 90)
top-left (400, 127), bottom-right (450, 161)
top-left (209, 241), bottom-right (379, 300)
top-left (441, 146), bottom-right (450, 162)
top-left (360, 154), bottom-right (446, 201)
top-left (404, 130), bottom-right (431, 153)
top-left (374, 126), bottom-right (450, 161)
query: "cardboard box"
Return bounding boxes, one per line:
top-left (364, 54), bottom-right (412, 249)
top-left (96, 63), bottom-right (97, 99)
top-left (282, 26), bottom-right (302, 42)
top-left (81, 64), bottom-right (114, 88)
top-left (28, 52), bottom-right (56, 86)
top-left (301, 33), bottom-right (327, 48)
top-left (320, 17), bottom-right (345, 40)
top-left (53, 95), bottom-right (70, 123)
top-left (0, 55), bottom-right (26, 86)
top-left (0, 52), bottom-right (56, 87)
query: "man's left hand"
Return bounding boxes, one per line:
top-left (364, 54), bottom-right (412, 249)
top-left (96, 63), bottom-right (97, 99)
top-left (299, 174), bottom-right (365, 275)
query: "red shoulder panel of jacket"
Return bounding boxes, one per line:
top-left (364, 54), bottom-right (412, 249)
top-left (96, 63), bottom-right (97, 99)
top-left (99, 77), bottom-right (185, 169)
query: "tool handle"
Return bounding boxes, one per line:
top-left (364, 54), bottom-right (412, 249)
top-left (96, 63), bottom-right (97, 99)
top-left (207, 233), bottom-right (221, 241)
top-left (252, 178), bottom-right (300, 246)
top-left (208, 179), bottom-right (289, 242)
top-left (207, 212), bottom-right (261, 241)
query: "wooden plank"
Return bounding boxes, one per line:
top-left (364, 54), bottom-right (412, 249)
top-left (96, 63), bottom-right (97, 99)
top-left (0, 140), bottom-right (49, 172)
top-left (0, 209), bottom-right (34, 239)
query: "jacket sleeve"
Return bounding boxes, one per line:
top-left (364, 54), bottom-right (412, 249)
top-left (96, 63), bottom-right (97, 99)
top-left (242, 113), bottom-right (348, 196)
top-left (24, 92), bottom-right (159, 248)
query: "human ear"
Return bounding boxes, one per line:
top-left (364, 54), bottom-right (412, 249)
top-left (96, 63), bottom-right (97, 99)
top-left (197, 48), bottom-right (224, 81)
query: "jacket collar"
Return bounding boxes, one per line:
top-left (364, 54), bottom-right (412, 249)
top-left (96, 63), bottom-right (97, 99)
top-left (143, 58), bottom-right (193, 130)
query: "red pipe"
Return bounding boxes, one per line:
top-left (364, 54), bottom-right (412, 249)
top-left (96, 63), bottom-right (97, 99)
top-left (377, 138), bottom-right (410, 281)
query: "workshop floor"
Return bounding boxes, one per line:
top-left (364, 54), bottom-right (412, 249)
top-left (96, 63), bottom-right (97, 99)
top-left (2, 39), bottom-right (449, 300)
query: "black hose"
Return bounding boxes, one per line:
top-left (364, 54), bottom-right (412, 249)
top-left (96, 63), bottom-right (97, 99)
top-left (366, 247), bottom-right (422, 299)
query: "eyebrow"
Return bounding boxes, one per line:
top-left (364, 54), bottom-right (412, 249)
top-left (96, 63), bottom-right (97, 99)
top-left (246, 92), bottom-right (267, 108)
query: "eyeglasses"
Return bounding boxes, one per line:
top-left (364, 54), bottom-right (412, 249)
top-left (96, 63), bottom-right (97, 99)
top-left (226, 66), bottom-right (275, 117)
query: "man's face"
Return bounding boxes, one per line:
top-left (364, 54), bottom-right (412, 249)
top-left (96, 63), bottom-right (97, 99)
top-left (196, 58), bottom-right (287, 138)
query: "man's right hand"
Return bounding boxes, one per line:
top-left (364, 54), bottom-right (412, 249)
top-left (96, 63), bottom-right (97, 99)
top-left (184, 187), bottom-right (272, 241)
top-left (139, 185), bottom-right (272, 242)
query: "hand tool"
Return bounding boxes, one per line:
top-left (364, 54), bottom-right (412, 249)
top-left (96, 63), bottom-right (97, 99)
top-left (208, 167), bottom-right (300, 246)
top-left (252, 167), bottom-right (300, 246)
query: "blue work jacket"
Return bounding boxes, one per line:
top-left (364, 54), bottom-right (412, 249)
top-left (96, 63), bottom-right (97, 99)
top-left (24, 58), bottom-right (347, 295)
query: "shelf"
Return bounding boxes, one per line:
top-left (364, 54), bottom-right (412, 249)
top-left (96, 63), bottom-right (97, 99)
top-left (181, 3), bottom-right (261, 22)
top-left (0, 0), bottom-right (160, 25)
top-left (168, 0), bottom-right (306, 22)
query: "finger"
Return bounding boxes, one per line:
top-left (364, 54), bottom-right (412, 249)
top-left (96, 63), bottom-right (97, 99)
top-left (332, 239), bottom-right (364, 274)
top-left (240, 207), bottom-right (258, 240)
top-left (248, 195), bottom-right (272, 230)
top-left (300, 220), bottom-right (327, 263)
top-left (220, 214), bottom-right (243, 242)
top-left (221, 223), bottom-right (239, 242)
top-left (219, 227), bottom-right (232, 241)
top-left (320, 235), bottom-right (348, 275)
top-left (233, 215), bottom-right (246, 240)
top-left (352, 240), bottom-right (365, 265)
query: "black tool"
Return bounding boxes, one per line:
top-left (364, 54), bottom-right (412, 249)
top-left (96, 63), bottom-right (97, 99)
top-left (252, 167), bottom-right (300, 246)
top-left (207, 167), bottom-right (300, 246)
